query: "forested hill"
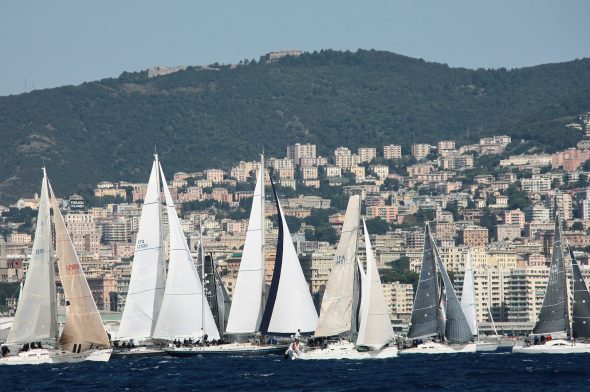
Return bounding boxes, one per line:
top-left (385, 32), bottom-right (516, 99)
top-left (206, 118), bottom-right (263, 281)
top-left (1, 49), bottom-right (589, 202)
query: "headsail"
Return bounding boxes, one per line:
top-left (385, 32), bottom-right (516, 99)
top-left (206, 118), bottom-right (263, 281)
top-left (152, 163), bottom-right (219, 340)
top-left (460, 252), bottom-right (478, 336)
top-left (314, 195), bottom-right (361, 337)
top-left (435, 243), bottom-right (472, 343)
top-left (7, 169), bottom-right (57, 344)
top-left (258, 177), bottom-right (318, 335)
top-left (118, 155), bottom-right (166, 340)
top-left (569, 248), bottom-right (590, 338)
top-left (225, 157), bottom-right (265, 335)
top-left (407, 225), bottom-right (439, 339)
top-left (49, 184), bottom-right (110, 352)
top-left (532, 211), bottom-right (569, 335)
top-left (356, 219), bottom-right (394, 349)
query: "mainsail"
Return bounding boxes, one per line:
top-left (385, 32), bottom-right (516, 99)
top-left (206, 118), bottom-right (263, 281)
top-left (225, 157), bottom-right (265, 335)
top-left (434, 243), bottom-right (472, 343)
top-left (460, 252), bottom-right (478, 336)
top-left (407, 225), bottom-right (439, 339)
top-left (356, 219), bottom-right (394, 349)
top-left (49, 184), bottom-right (110, 352)
top-left (314, 195), bottom-right (361, 337)
top-left (152, 163), bottom-right (219, 340)
top-left (118, 155), bottom-right (166, 340)
top-left (7, 169), bottom-right (57, 344)
top-left (258, 178), bottom-right (318, 335)
top-left (569, 248), bottom-right (590, 338)
top-left (532, 212), bottom-right (569, 335)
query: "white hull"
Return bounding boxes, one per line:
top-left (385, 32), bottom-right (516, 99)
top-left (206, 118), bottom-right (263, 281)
top-left (476, 342), bottom-right (499, 352)
top-left (166, 342), bottom-right (287, 356)
top-left (512, 339), bottom-right (590, 354)
top-left (400, 342), bottom-right (477, 355)
top-left (0, 348), bottom-right (112, 365)
top-left (112, 346), bottom-right (165, 358)
top-left (286, 341), bottom-right (398, 360)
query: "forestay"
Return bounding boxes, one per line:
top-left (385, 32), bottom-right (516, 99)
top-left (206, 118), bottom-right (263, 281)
top-left (314, 196), bottom-right (361, 337)
top-left (407, 225), bottom-right (439, 339)
top-left (258, 179), bottom-right (318, 335)
top-left (152, 164), bottom-right (219, 340)
top-left (356, 219), bottom-right (394, 349)
top-left (7, 170), bottom-right (57, 344)
top-left (118, 156), bottom-right (166, 341)
top-left (533, 213), bottom-right (569, 335)
top-left (50, 184), bottom-right (110, 352)
top-left (225, 159), bottom-right (265, 334)
top-left (460, 252), bottom-right (478, 336)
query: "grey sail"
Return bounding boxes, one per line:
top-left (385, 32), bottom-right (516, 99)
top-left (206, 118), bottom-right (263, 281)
top-left (407, 225), bottom-right (439, 339)
top-left (533, 213), bottom-right (569, 335)
top-left (434, 244), bottom-right (472, 343)
top-left (570, 249), bottom-right (590, 338)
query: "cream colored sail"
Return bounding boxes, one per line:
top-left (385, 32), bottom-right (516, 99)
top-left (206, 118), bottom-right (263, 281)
top-left (315, 195), bottom-right (360, 337)
top-left (7, 169), bottom-right (57, 344)
top-left (49, 184), bottom-right (110, 352)
top-left (356, 218), bottom-right (394, 349)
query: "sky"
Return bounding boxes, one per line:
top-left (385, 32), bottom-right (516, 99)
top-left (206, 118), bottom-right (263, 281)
top-left (1, 0), bottom-right (589, 96)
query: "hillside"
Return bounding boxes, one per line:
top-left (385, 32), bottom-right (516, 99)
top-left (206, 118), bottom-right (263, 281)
top-left (1, 49), bottom-right (589, 202)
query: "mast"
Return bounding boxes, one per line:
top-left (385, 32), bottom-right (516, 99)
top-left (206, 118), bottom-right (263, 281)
top-left (259, 154), bottom-right (266, 330)
top-left (46, 168), bottom-right (59, 346)
top-left (200, 218), bottom-right (205, 339)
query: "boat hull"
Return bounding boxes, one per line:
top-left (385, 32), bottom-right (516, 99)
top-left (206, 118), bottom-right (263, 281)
top-left (0, 348), bottom-right (112, 365)
top-left (476, 342), bottom-right (499, 352)
top-left (286, 341), bottom-right (398, 360)
top-left (111, 347), bottom-right (165, 358)
top-left (165, 343), bottom-right (287, 357)
top-left (400, 342), bottom-right (477, 354)
top-left (512, 339), bottom-right (590, 354)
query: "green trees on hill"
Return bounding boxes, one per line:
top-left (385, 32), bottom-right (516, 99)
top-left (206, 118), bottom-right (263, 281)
top-left (0, 49), bottom-right (589, 202)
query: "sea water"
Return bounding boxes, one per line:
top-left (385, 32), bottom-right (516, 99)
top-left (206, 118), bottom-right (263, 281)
top-left (2, 351), bottom-right (590, 391)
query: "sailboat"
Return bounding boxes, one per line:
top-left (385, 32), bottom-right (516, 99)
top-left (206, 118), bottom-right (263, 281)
top-left (1, 170), bottom-right (112, 365)
top-left (512, 207), bottom-right (590, 354)
top-left (460, 252), bottom-right (499, 352)
top-left (113, 154), bottom-right (167, 357)
top-left (286, 197), bottom-right (397, 360)
top-left (400, 224), bottom-right (477, 354)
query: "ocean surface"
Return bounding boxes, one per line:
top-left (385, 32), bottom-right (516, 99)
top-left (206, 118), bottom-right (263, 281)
top-left (2, 351), bottom-right (590, 391)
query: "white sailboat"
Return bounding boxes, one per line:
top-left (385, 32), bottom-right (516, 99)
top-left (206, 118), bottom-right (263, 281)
top-left (460, 252), bottom-right (499, 352)
top-left (512, 207), bottom-right (590, 354)
top-left (287, 198), bottom-right (397, 360)
top-left (1, 170), bottom-right (112, 365)
top-left (153, 161), bottom-right (220, 344)
top-left (114, 154), bottom-right (167, 357)
top-left (400, 224), bottom-right (477, 354)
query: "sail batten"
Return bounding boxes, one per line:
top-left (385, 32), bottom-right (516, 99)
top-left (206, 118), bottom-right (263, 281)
top-left (225, 158), bottom-right (265, 335)
top-left (152, 163), bottom-right (219, 341)
top-left (315, 196), bottom-right (361, 338)
top-left (533, 213), bottom-right (569, 335)
top-left (7, 171), bottom-right (56, 344)
top-left (407, 225), bottom-right (439, 339)
top-left (118, 156), bottom-right (166, 340)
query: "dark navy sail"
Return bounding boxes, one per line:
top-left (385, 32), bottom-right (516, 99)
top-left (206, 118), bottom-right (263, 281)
top-left (407, 225), bottom-right (439, 339)
top-left (570, 249), bottom-right (590, 338)
top-left (533, 213), bottom-right (569, 335)
top-left (434, 245), bottom-right (472, 343)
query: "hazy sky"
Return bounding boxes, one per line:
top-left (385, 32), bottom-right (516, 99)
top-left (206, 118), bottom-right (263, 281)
top-left (1, 0), bottom-right (589, 96)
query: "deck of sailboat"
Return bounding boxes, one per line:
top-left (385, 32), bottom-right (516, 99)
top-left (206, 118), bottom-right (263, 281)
top-left (0, 348), bottom-right (112, 365)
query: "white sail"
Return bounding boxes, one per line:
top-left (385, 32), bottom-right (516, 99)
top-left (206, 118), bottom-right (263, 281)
top-left (258, 181), bottom-right (318, 335)
top-left (315, 195), bottom-right (360, 337)
top-left (49, 184), bottom-right (110, 352)
top-left (7, 169), bottom-right (57, 344)
top-left (225, 158), bottom-right (265, 334)
top-left (152, 163), bottom-right (220, 340)
top-left (356, 219), bottom-right (394, 349)
top-left (118, 155), bottom-right (166, 340)
top-left (460, 252), bottom-right (478, 336)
